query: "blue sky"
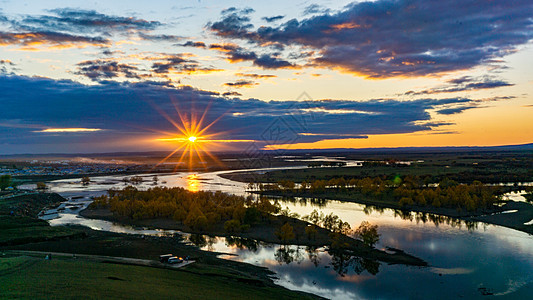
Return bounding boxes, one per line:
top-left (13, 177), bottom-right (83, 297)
top-left (0, 0), bottom-right (532, 154)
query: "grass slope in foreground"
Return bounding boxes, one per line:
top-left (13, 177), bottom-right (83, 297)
top-left (0, 255), bottom-right (318, 299)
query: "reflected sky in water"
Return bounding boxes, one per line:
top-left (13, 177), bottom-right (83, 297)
top-left (39, 169), bottom-right (533, 299)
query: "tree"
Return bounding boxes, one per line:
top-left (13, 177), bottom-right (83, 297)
top-left (224, 219), bottom-right (241, 233)
top-left (354, 221), bottom-right (380, 247)
top-left (81, 176), bottom-right (90, 185)
top-left (36, 182), bottom-right (47, 190)
top-left (305, 225), bottom-right (317, 240)
top-left (0, 175), bottom-right (12, 190)
top-left (275, 222), bottom-right (295, 244)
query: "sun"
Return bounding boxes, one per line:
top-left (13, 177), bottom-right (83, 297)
top-left (151, 100), bottom-right (229, 171)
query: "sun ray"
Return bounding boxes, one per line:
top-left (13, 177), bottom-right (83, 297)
top-left (152, 96), bottom-right (242, 172)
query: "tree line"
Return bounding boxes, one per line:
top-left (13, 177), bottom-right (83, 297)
top-left (90, 186), bottom-right (281, 232)
top-left (251, 175), bottom-right (503, 212)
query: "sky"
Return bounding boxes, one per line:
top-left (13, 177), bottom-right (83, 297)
top-left (0, 0), bottom-right (532, 154)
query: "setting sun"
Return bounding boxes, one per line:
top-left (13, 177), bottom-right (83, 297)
top-left (188, 136), bottom-right (197, 143)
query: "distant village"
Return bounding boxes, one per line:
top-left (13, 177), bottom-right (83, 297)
top-left (0, 159), bottom-right (134, 177)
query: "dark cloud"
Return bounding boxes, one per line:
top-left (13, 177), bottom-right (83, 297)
top-left (262, 15), bottom-right (285, 23)
top-left (302, 4), bottom-right (331, 15)
top-left (209, 0), bottom-right (533, 78)
top-left (209, 43), bottom-right (299, 69)
top-left (208, 43), bottom-right (239, 52)
top-left (101, 49), bottom-right (125, 56)
top-left (150, 54), bottom-right (222, 75)
top-left (0, 74), bottom-right (489, 153)
top-left (180, 41), bottom-right (206, 48)
top-left (223, 80), bottom-right (258, 88)
top-left (137, 32), bottom-right (182, 42)
top-left (17, 8), bottom-right (161, 33)
top-left (405, 76), bottom-right (514, 95)
top-left (436, 106), bottom-right (478, 115)
top-left (75, 59), bottom-right (141, 81)
top-left (222, 91), bottom-right (242, 97)
top-left (235, 73), bottom-right (276, 79)
top-left (0, 59), bottom-right (15, 73)
top-left (208, 7), bottom-right (256, 39)
top-left (0, 31), bottom-right (109, 48)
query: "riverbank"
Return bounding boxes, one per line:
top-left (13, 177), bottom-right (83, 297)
top-left (80, 206), bottom-right (427, 267)
top-left (0, 194), bottom-right (323, 299)
top-left (0, 249), bottom-right (322, 299)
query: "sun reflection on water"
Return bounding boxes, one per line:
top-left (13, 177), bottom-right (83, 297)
top-left (186, 174), bottom-right (200, 192)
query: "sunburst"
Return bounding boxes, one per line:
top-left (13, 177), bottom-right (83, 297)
top-left (153, 99), bottom-right (228, 171)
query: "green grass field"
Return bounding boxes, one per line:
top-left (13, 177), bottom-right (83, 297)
top-left (259, 155), bottom-right (533, 183)
top-left (0, 255), bottom-right (316, 299)
top-left (0, 216), bottom-right (82, 246)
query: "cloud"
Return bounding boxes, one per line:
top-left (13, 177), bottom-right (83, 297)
top-left (75, 59), bottom-right (141, 81)
top-left (0, 9), bottom-right (170, 50)
top-left (209, 0), bottom-right (533, 78)
top-left (436, 106), bottom-right (478, 115)
top-left (17, 8), bottom-right (161, 34)
top-left (0, 31), bottom-right (109, 49)
top-left (0, 74), bottom-right (491, 153)
top-left (0, 59), bottom-right (15, 73)
top-left (208, 7), bottom-right (255, 39)
top-left (405, 76), bottom-right (514, 95)
top-left (262, 15), bottom-right (285, 23)
top-left (149, 54), bottom-right (223, 75)
top-left (180, 41), bottom-right (206, 48)
top-left (223, 80), bottom-right (258, 88)
top-left (208, 43), bottom-right (239, 52)
top-left (222, 91), bottom-right (242, 97)
top-left (302, 4), bottom-right (331, 15)
top-left (235, 73), bottom-right (276, 79)
top-left (137, 32), bottom-right (182, 42)
top-left (209, 43), bottom-right (299, 69)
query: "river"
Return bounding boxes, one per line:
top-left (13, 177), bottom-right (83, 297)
top-left (33, 168), bottom-right (533, 300)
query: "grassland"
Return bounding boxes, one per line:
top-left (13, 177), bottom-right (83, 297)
top-left (0, 193), bottom-right (84, 246)
top-left (222, 152), bottom-right (533, 184)
top-left (0, 192), bottom-right (322, 299)
top-left (0, 254), bottom-right (319, 299)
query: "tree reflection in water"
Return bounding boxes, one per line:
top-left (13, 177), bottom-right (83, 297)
top-left (225, 236), bottom-right (260, 252)
top-left (275, 245), bottom-right (305, 265)
top-left (188, 234), bottom-right (217, 251)
top-left (274, 245), bottom-right (379, 277)
top-left (306, 246), bottom-right (320, 267)
top-left (280, 196), bottom-right (329, 208)
top-left (329, 249), bottom-right (380, 276)
top-left (273, 196), bottom-right (481, 232)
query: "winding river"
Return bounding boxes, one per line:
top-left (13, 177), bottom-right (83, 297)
top-left (33, 168), bottom-right (533, 300)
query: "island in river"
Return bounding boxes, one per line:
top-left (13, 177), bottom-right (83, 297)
top-left (80, 186), bottom-right (427, 267)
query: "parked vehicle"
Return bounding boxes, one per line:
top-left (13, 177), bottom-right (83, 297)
top-left (167, 256), bottom-right (183, 264)
top-left (159, 254), bottom-right (173, 263)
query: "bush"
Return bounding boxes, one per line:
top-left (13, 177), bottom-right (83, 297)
top-left (224, 219), bottom-right (241, 233)
top-left (243, 207), bottom-right (260, 225)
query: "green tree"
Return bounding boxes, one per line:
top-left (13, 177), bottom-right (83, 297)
top-left (275, 222), bottom-right (295, 244)
top-left (224, 219), bottom-right (242, 233)
top-left (0, 175), bottom-right (12, 190)
top-left (354, 221), bottom-right (380, 247)
top-left (305, 225), bottom-right (317, 240)
top-left (81, 176), bottom-right (90, 185)
top-left (36, 182), bottom-right (47, 190)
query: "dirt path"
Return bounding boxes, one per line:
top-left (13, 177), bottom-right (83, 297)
top-left (3, 250), bottom-right (195, 269)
